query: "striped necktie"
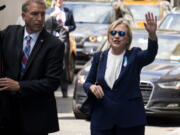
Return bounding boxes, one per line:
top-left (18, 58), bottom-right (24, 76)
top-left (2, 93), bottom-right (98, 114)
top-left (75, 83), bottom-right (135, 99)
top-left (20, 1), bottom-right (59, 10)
top-left (21, 35), bottom-right (31, 72)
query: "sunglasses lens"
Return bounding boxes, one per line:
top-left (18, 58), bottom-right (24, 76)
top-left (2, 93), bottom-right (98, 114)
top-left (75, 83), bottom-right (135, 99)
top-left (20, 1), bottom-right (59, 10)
top-left (110, 30), bottom-right (117, 36)
top-left (118, 31), bottom-right (125, 36)
top-left (110, 30), bottom-right (126, 37)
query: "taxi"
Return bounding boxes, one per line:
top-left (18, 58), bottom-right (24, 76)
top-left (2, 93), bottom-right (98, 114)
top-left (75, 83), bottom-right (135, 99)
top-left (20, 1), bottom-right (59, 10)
top-left (123, 0), bottom-right (172, 28)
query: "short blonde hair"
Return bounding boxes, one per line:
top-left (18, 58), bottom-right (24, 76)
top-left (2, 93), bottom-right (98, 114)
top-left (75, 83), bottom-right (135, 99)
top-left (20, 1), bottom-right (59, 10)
top-left (108, 19), bottom-right (132, 50)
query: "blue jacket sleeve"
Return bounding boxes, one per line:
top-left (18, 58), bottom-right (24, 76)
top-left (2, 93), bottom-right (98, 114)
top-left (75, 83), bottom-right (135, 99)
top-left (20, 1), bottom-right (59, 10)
top-left (83, 52), bottom-right (101, 94)
top-left (136, 38), bottom-right (158, 67)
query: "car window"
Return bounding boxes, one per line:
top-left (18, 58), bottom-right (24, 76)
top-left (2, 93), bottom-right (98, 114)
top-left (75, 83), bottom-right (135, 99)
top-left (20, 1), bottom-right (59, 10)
top-left (127, 5), bottom-right (160, 21)
top-left (64, 3), bottom-right (114, 24)
top-left (132, 33), bottom-right (180, 61)
top-left (159, 14), bottom-right (180, 31)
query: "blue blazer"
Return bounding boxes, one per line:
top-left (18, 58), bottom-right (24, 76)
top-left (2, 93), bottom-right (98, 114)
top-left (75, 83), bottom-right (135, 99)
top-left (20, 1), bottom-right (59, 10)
top-left (46, 7), bottom-right (76, 32)
top-left (83, 39), bottom-right (158, 130)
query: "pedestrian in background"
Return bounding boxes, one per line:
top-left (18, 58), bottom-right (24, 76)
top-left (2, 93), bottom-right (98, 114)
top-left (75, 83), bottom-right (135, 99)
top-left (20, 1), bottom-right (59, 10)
top-left (83, 12), bottom-right (158, 135)
top-left (46, 0), bottom-right (76, 98)
top-left (0, 0), bottom-right (64, 134)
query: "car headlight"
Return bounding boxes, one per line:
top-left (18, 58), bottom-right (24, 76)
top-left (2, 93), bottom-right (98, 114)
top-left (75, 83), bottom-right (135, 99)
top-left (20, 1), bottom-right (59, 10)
top-left (158, 81), bottom-right (180, 90)
top-left (96, 36), bottom-right (104, 42)
top-left (88, 35), bottom-right (103, 42)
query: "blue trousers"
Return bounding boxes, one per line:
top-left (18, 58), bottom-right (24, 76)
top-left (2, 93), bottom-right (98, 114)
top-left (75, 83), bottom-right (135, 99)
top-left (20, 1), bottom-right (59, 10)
top-left (91, 125), bottom-right (145, 135)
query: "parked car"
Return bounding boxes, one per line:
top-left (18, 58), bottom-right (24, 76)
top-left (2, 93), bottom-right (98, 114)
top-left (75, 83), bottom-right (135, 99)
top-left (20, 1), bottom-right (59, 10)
top-left (172, 6), bottom-right (180, 12)
top-left (73, 29), bottom-right (180, 119)
top-left (123, 0), bottom-right (172, 28)
top-left (158, 11), bottom-right (180, 31)
top-left (64, 1), bottom-right (134, 69)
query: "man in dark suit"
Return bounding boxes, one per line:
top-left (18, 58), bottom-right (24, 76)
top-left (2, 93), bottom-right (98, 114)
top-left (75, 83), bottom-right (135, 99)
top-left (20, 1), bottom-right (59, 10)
top-left (46, 0), bottom-right (76, 33)
top-left (46, 0), bottom-right (76, 98)
top-left (0, 0), bottom-right (64, 135)
top-left (0, 3), bottom-right (6, 132)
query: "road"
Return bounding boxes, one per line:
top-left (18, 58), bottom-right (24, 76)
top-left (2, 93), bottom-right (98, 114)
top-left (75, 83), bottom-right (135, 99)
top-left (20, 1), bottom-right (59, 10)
top-left (49, 81), bottom-right (180, 135)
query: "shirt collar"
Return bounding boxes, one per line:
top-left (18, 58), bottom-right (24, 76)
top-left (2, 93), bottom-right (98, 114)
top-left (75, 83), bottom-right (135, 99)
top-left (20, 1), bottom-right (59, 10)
top-left (55, 6), bottom-right (64, 11)
top-left (109, 48), bottom-right (125, 57)
top-left (24, 28), bottom-right (40, 42)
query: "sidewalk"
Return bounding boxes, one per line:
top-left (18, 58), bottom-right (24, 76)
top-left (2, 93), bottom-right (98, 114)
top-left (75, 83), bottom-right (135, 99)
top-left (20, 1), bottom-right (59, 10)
top-left (167, 128), bottom-right (180, 135)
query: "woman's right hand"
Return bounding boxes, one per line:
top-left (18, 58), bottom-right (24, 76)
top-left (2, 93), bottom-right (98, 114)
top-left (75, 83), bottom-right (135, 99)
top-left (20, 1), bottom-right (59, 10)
top-left (89, 84), bottom-right (104, 99)
top-left (144, 12), bottom-right (157, 40)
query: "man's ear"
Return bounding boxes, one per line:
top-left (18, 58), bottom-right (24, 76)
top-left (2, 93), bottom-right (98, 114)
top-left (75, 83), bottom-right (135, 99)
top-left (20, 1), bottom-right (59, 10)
top-left (21, 12), bottom-right (25, 20)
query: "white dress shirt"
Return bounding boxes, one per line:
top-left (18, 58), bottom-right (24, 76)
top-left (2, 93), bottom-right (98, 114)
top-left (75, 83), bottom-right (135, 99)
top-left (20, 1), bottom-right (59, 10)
top-left (23, 28), bottom-right (40, 54)
top-left (105, 49), bottom-right (125, 89)
top-left (53, 6), bottom-right (66, 25)
top-left (51, 6), bottom-right (66, 37)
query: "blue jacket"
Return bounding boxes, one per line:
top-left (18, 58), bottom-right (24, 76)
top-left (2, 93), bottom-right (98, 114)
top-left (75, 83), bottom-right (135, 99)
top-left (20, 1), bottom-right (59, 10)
top-left (83, 39), bottom-right (158, 129)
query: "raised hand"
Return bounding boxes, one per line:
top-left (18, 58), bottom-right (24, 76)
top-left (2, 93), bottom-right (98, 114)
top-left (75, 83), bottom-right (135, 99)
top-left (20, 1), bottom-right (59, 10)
top-left (144, 12), bottom-right (157, 40)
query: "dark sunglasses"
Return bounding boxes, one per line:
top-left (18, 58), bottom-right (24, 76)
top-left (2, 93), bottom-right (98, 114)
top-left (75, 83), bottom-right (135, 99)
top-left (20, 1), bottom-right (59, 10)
top-left (110, 30), bottom-right (126, 37)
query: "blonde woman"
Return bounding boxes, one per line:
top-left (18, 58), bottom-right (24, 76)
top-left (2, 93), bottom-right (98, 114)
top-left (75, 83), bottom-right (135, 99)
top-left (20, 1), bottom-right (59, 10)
top-left (83, 12), bottom-right (158, 135)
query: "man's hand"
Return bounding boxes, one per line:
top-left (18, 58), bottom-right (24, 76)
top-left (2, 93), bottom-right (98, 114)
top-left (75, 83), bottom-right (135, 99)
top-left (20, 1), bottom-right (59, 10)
top-left (63, 26), bottom-right (69, 32)
top-left (50, 11), bottom-right (59, 17)
top-left (90, 84), bottom-right (104, 99)
top-left (0, 78), bottom-right (20, 91)
top-left (144, 12), bottom-right (157, 40)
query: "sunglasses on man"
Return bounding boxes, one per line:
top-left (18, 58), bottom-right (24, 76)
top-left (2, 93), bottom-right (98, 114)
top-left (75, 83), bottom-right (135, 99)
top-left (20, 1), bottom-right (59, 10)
top-left (110, 30), bottom-right (126, 37)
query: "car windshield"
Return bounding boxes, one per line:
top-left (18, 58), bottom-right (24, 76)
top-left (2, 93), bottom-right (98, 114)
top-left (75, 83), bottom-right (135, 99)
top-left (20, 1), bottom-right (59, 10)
top-left (159, 14), bottom-right (180, 31)
top-left (64, 3), bottom-right (113, 24)
top-left (127, 5), bottom-right (160, 21)
top-left (132, 33), bottom-right (180, 61)
top-left (101, 32), bottom-right (180, 61)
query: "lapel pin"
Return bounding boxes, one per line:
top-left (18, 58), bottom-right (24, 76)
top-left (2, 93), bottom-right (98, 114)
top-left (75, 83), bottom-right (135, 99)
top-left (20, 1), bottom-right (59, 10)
top-left (123, 56), bottom-right (127, 67)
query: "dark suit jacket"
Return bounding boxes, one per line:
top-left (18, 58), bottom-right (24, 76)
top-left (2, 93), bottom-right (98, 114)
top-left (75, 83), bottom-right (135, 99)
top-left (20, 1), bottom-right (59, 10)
top-left (45, 15), bottom-right (68, 43)
top-left (83, 39), bottom-right (158, 130)
top-left (46, 7), bottom-right (76, 32)
top-left (0, 25), bottom-right (64, 133)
